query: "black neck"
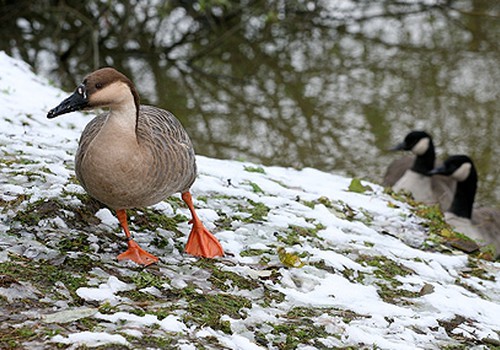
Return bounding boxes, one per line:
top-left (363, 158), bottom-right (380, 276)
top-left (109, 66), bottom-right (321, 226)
top-left (411, 141), bottom-right (435, 175)
top-left (449, 168), bottom-right (477, 219)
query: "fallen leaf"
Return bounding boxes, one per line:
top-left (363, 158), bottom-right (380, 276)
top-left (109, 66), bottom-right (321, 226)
top-left (348, 178), bottom-right (372, 193)
top-left (277, 247), bottom-right (305, 268)
top-left (419, 283), bottom-right (435, 296)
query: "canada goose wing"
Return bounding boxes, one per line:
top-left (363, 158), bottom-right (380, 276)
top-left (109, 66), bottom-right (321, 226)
top-left (472, 207), bottom-right (500, 256)
top-left (382, 155), bottom-right (414, 187)
top-left (431, 175), bottom-right (456, 211)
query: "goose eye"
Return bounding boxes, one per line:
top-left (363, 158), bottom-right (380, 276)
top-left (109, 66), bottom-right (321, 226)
top-left (95, 83), bottom-right (103, 89)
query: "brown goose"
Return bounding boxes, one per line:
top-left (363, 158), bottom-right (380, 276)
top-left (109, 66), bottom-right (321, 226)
top-left (47, 67), bottom-right (224, 265)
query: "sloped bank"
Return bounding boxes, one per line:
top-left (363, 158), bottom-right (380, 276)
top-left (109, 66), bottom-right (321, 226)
top-left (0, 52), bottom-right (499, 350)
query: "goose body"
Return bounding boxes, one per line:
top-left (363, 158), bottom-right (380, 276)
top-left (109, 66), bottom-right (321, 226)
top-left (75, 106), bottom-right (196, 209)
top-left (47, 67), bottom-right (224, 265)
top-left (384, 131), bottom-right (455, 209)
top-left (430, 155), bottom-right (500, 258)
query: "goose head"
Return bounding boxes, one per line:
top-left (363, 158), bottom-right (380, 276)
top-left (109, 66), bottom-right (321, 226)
top-left (47, 68), bottom-right (139, 119)
top-left (390, 130), bottom-right (432, 156)
top-left (428, 155), bottom-right (474, 182)
top-left (429, 155), bottom-right (477, 219)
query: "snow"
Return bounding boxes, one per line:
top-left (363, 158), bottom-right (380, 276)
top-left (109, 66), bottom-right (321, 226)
top-left (51, 331), bottom-right (130, 348)
top-left (94, 208), bottom-right (119, 227)
top-left (0, 51), bottom-right (499, 349)
top-left (76, 276), bottom-right (134, 303)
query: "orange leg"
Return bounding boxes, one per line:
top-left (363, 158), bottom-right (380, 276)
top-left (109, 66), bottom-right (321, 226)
top-left (115, 209), bottom-right (159, 266)
top-left (182, 192), bottom-right (224, 258)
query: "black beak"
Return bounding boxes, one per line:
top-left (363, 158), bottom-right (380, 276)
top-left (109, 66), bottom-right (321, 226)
top-left (47, 84), bottom-right (88, 119)
top-left (428, 165), bottom-right (446, 176)
top-left (388, 141), bottom-right (407, 152)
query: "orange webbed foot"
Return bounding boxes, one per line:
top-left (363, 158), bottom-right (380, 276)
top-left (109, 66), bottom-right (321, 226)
top-left (117, 239), bottom-right (159, 266)
top-left (185, 221), bottom-right (224, 258)
top-left (181, 191), bottom-right (224, 258)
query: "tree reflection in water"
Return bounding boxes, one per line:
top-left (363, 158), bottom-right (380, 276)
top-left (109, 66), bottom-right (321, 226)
top-left (1, 0), bottom-right (498, 206)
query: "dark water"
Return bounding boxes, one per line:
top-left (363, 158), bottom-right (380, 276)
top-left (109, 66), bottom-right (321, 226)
top-left (1, 0), bottom-right (499, 206)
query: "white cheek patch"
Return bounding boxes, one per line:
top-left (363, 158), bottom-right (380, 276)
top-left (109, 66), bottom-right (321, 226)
top-left (412, 137), bottom-right (430, 155)
top-left (452, 162), bottom-right (472, 181)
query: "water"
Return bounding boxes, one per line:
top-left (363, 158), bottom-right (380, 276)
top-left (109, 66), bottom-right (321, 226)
top-left (1, 0), bottom-right (498, 206)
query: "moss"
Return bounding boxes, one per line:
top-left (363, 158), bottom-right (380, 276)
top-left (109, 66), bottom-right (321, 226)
top-left (298, 196), bottom-right (335, 210)
top-left (75, 317), bottom-right (100, 332)
top-left (129, 207), bottom-right (188, 233)
top-left (311, 259), bottom-right (336, 274)
top-left (286, 306), bottom-right (370, 324)
top-left (244, 165), bottom-right (266, 174)
top-left (463, 257), bottom-right (496, 281)
top-left (301, 199), bottom-right (316, 209)
top-left (375, 282), bottom-right (420, 304)
top-left (213, 211), bottom-right (235, 230)
top-left (262, 285), bottom-right (286, 306)
top-left (131, 271), bottom-right (172, 289)
top-left (240, 248), bottom-right (272, 257)
top-left (316, 196), bottom-right (334, 208)
top-left (266, 320), bottom-right (330, 349)
top-left (277, 224), bottom-right (324, 246)
top-left (237, 200), bottom-right (270, 222)
top-left (246, 181), bottom-right (265, 194)
top-left (356, 255), bottom-right (418, 304)
top-left (358, 255), bottom-right (414, 280)
top-left (196, 195), bottom-right (208, 203)
top-left (195, 259), bottom-right (260, 291)
top-left (0, 255), bottom-right (87, 300)
top-left (163, 196), bottom-right (184, 211)
top-left (137, 335), bottom-right (175, 348)
top-left (269, 178), bottom-right (290, 189)
top-left (12, 198), bottom-right (64, 227)
top-left (286, 306), bottom-right (323, 319)
top-left (58, 235), bottom-right (92, 253)
top-left (0, 326), bottom-right (39, 349)
top-left (405, 202), bottom-right (485, 257)
top-left (150, 308), bottom-right (178, 321)
top-left (183, 292), bottom-right (251, 331)
top-left (12, 196), bottom-right (101, 231)
top-left (117, 289), bottom-right (160, 302)
top-left (64, 254), bottom-right (98, 273)
top-left (98, 302), bottom-right (119, 315)
top-left (340, 267), bottom-right (365, 284)
top-left (0, 193), bottom-right (30, 214)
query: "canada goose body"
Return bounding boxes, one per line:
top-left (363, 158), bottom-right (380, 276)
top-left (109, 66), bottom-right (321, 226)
top-left (384, 131), bottom-right (455, 209)
top-left (430, 155), bottom-right (500, 257)
top-left (47, 68), bottom-right (224, 265)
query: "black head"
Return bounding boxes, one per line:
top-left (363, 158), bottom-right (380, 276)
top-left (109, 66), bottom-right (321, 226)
top-left (428, 155), bottom-right (475, 182)
top-left (390, 131), bottom-right (432, 155)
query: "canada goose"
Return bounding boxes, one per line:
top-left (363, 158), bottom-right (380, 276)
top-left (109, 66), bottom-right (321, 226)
top-left (47, 67), bottom-right (224, 265)
top-left (383, 131), bottom-right (455, 209)
top-left (429, 155), bottom-right (500, 257)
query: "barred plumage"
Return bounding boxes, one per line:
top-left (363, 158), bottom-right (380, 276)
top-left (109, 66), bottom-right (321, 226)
top-left (47, 67), bottom-right (223, 264)
top-left (76, 105), bottom-right (196, 209)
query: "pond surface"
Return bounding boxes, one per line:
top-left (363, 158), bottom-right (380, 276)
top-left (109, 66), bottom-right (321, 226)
top-left (1, 0), bottom-right (499, 206)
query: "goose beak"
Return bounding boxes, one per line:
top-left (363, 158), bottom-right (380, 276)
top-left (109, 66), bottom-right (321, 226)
top-left (389, 141), bottom-right (407, 152)
top-left (428, 165), bottom-right (446, 176)
top-left (47, 84), bottom-right (88, 119)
